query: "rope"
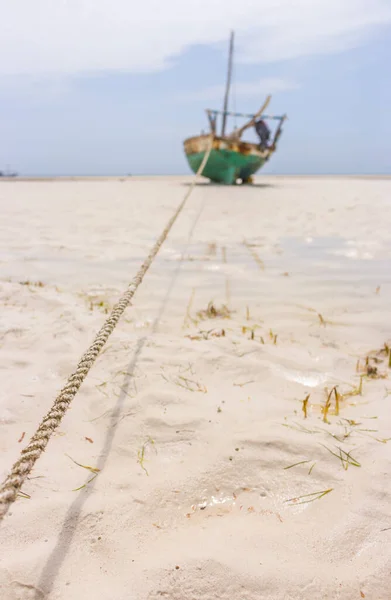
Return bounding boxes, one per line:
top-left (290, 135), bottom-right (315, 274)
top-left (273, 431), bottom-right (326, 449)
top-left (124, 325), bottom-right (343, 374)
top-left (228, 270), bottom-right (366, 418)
top-left (0, 137), bottom-right (213, 522)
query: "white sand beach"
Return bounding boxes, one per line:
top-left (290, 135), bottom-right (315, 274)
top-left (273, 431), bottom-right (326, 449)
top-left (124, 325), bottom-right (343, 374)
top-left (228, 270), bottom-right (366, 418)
top-left (1, 176), bottom-right (391, 599)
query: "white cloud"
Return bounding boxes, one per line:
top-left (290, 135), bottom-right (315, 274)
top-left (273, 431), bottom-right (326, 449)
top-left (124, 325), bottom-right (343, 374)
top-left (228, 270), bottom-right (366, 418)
top-left (180, 78), bottom-right (297, 102)
top-left (0, 0), bottom-right (390, 76)
top-left (0, 74), bottom-right (72, 101)
top-left (234, 78), bottom-right (298, 96)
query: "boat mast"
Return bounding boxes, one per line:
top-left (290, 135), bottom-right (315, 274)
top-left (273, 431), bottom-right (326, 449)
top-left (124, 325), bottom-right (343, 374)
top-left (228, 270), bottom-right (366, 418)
top-left (221, 31), bottom-right (234, 137)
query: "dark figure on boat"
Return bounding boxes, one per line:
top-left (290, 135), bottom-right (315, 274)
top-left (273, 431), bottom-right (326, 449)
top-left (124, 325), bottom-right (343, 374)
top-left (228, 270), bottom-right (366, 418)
top-left (254, 119), bottom-right (270, 150)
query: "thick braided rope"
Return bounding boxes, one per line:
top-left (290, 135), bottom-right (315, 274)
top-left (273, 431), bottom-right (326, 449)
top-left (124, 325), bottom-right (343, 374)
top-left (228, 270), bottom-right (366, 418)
top-left (0, 138), bottom-right (213, 522)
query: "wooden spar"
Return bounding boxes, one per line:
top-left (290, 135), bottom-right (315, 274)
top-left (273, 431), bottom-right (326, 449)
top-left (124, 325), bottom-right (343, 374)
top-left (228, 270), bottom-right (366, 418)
top-left (221, 31), bottom-right (234, 137)
top-left (228, 95), bottom-right (272, 140)
top-left (206, 110), bottom-right (217, 134)
top-left (208, 109), bottom-right (285, 120)
top-left (270, 114), bottom-right (287, 150)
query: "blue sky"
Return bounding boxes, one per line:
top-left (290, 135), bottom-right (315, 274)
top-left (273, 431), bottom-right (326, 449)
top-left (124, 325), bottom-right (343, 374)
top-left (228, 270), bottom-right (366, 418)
top-left (1, 1), bottom-right (391, 176)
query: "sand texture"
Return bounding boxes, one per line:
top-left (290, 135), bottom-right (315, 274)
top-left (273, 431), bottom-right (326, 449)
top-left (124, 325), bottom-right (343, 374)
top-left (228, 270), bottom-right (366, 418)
top-left (1, 176), bottom-right (391, 599)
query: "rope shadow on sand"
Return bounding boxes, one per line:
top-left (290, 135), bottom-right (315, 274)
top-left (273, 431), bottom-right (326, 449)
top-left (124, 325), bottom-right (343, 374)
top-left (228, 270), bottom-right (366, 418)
top-left (35, 193), bottom-right (207, 598)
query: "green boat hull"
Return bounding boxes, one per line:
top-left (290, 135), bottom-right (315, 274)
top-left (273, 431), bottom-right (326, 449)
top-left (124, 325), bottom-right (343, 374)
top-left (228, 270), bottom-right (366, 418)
top-left (183, 135), bottom-right (271, 185)
top-left (187, 149), bottom-right (266, 184)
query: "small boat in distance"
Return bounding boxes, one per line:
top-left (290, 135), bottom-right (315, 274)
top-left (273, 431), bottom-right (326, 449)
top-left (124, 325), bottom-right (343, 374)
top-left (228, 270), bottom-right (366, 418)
top-left (0, 167), bottom-right (18, 178)
top-left (183, 32), bottom-right (286, 185)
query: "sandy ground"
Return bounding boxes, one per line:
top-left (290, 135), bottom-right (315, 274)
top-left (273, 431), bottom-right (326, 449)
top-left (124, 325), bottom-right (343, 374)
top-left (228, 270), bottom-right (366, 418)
top-left (0, 176), bottom-right (391, 600)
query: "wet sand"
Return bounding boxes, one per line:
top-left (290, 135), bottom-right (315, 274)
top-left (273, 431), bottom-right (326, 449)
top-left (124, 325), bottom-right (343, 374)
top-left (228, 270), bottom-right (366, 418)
top-left (1, 176), bottom-right (391, 599)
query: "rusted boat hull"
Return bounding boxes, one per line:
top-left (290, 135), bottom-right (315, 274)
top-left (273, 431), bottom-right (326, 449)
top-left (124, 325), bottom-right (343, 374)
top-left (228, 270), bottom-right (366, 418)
top-left (183, 135), bottom-right (272, 184)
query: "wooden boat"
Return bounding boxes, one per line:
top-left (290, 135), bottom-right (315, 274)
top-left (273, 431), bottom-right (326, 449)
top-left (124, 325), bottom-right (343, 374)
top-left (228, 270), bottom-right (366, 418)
top-left (0, 167), bottom-right (18, 178)
top-left (183, 32), bottom-right (286, 185)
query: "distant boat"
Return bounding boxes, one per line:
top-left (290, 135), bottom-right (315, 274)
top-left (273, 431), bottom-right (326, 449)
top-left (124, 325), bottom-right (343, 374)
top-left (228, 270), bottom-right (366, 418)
top-left (0, 167), bottom-right (18, 178)
top-left (183, 32), bottom-right (286, 185)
